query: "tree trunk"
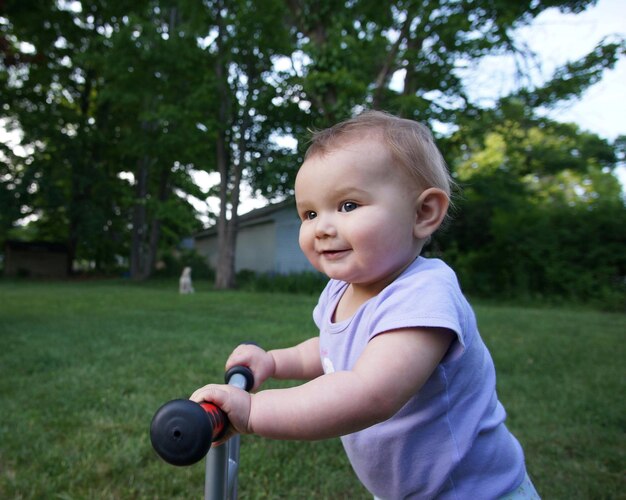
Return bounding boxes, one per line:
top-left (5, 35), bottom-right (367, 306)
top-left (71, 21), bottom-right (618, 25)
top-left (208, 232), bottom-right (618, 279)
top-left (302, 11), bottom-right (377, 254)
top-left (144, 167), bottom-right (169, 278)
top-left (213, 1), bottom-right (239, 289)
top-left (214, 125), bottom-right (238, 289)
top-left (130, 154), bottom-right (150, 280)
top-left (129, 8), bottom-right (179, 281)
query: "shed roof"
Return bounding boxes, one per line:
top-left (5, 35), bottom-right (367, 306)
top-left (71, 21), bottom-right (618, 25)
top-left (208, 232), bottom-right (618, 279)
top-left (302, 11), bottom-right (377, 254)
top-left (195, 198), bottom-right (295, 239)
top-left (4, 240), bottom-right (69, 253)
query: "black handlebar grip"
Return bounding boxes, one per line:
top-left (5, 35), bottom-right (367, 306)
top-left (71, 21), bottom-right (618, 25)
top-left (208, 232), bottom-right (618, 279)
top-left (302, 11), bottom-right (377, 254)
top-left (150, 399), bottom-right (227, 466)
top-left (150, 363), bottom-right (255, 467)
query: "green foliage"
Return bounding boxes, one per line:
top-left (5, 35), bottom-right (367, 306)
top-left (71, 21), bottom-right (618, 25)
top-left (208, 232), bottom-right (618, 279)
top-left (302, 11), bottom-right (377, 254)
top-left (441, 202), bottom-right (626, 309)
top-left (438, 106), bottom-right (626, 309)
top-left (0, 1), bottom-right (217, 275)
top-left (0, 282), bottom-right (623, 498)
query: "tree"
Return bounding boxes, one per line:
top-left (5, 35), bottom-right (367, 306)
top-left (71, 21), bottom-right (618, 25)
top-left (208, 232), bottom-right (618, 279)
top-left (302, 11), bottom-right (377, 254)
top-left (243, 0), bottom-right (624, 203)
top-left (0, 125), bottom-right (33, 242)
top-left (437, 102), bottom-right (625, 304)
top-left (195, 0), bottom-right (295, 288)
top-left (278, 0), bottom-right (621, 129)
top-left (0, 0), bottom-right (133, 271)
top-left (0, 1), bottom-right (210, 275)
top-left (98, 3), bottom-right (217, 279)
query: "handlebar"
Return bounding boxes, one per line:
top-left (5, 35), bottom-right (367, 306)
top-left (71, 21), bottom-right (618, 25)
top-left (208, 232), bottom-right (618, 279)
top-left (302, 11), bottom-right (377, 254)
top-left (150, 365), bottom-right (255, 466)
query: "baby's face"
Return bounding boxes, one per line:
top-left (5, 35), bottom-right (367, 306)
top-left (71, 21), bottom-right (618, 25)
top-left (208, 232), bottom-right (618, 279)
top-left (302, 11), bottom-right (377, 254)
top-left (295, 136), bottom-right (422, 294)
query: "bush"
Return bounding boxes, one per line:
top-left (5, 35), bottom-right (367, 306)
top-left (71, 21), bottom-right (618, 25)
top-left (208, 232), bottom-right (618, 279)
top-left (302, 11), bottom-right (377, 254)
top-left (153, 249), bottom-right (214, 281)
top-left (236, 270), bottom-right (328, 295)
top-left (439, 201), bottom-right (626, 311)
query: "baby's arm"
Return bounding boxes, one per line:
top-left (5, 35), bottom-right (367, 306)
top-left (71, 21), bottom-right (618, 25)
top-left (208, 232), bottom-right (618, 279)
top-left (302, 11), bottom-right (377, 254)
top-left (191, 327), bottom-right (453, 441)
top-left (224, 337), bottom-right (323, 390)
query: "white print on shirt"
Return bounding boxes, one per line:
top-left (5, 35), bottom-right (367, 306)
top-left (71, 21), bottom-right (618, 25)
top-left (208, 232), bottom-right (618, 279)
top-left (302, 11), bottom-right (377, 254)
top-left (322, 357), bottom-right (335, 374)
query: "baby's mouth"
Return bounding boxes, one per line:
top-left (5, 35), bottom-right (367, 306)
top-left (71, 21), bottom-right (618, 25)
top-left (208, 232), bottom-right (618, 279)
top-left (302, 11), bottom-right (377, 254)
top-left (320, 248), bottom-right (350, 259)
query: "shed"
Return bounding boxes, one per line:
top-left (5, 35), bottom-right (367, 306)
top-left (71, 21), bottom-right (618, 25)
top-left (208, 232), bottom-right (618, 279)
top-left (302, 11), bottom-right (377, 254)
top-left (3, 240), bottom-right (69, 278)
top-left (194, 199), bottom-right (317, 274)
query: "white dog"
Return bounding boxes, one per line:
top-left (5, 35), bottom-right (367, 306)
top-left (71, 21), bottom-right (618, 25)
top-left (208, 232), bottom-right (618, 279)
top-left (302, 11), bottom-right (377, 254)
top-left (179, 266), bottom-right (195, 294)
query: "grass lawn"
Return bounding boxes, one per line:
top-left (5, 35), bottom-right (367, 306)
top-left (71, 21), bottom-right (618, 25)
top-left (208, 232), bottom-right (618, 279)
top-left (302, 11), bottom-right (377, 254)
top-left (0, 280), bottom-right (623, 499)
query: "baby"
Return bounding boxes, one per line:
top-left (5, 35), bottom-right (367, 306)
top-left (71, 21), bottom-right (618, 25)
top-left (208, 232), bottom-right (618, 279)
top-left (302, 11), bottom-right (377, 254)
top-left (192, 111), bottom-right (539, 499)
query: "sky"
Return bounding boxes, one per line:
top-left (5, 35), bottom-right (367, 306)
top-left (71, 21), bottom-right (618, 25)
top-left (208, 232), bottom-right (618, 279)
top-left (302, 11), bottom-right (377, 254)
top-left (464, 0), bottom-right (625, 141)
top-left (453, 0), bottom-right (626, 195)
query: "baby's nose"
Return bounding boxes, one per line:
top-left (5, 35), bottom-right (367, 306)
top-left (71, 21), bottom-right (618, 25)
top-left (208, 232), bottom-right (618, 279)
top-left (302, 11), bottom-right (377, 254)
top-left (314, 213), bottom-right (337, 238)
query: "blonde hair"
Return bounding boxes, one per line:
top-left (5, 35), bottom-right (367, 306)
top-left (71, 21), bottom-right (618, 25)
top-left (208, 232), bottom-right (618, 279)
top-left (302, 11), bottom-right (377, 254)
top-left (305, 110), bottom-right (453, 197)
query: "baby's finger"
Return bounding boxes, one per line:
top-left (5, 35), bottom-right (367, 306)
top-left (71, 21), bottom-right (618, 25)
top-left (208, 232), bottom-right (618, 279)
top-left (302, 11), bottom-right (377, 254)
top-left (190, 385), bottom-right (229, 406)
top-left (226, 344), bottom-right (261, 369)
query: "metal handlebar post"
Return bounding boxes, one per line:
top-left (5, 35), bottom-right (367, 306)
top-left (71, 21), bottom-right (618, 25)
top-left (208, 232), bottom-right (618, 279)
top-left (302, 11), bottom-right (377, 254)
top-left (204, 369), bottom-right (251, 500)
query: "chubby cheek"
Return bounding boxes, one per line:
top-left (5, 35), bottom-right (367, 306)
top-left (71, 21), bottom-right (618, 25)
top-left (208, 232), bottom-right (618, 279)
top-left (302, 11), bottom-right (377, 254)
top-left (351, 219), bottom-right (408, 266)
top-left (347, 221), bottom-right (382, 254)
top-left (299, 226), bottom-right (319, 268)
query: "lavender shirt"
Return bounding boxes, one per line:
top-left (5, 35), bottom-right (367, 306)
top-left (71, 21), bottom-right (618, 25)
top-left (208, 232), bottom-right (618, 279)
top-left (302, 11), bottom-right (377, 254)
top-left (314, 257), bottom-right (526, 499)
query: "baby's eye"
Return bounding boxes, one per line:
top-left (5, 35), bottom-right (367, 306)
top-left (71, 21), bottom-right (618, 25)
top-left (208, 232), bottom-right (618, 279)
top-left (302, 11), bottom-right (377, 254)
top-left (304, 210), bottom-right (317, 220)
top-left (340, 201), bottom-right (359, 213)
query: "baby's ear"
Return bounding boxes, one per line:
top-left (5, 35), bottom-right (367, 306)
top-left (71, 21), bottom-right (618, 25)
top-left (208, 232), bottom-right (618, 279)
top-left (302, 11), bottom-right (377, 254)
top-left (413, 188), bottom-right (449, 240)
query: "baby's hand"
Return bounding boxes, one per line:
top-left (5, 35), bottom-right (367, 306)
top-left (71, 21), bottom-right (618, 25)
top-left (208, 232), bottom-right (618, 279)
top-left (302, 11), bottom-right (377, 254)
top-left (190, 384), bottom-right (252, 446)
top-left (226, 344), bottom-right (275, 391)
